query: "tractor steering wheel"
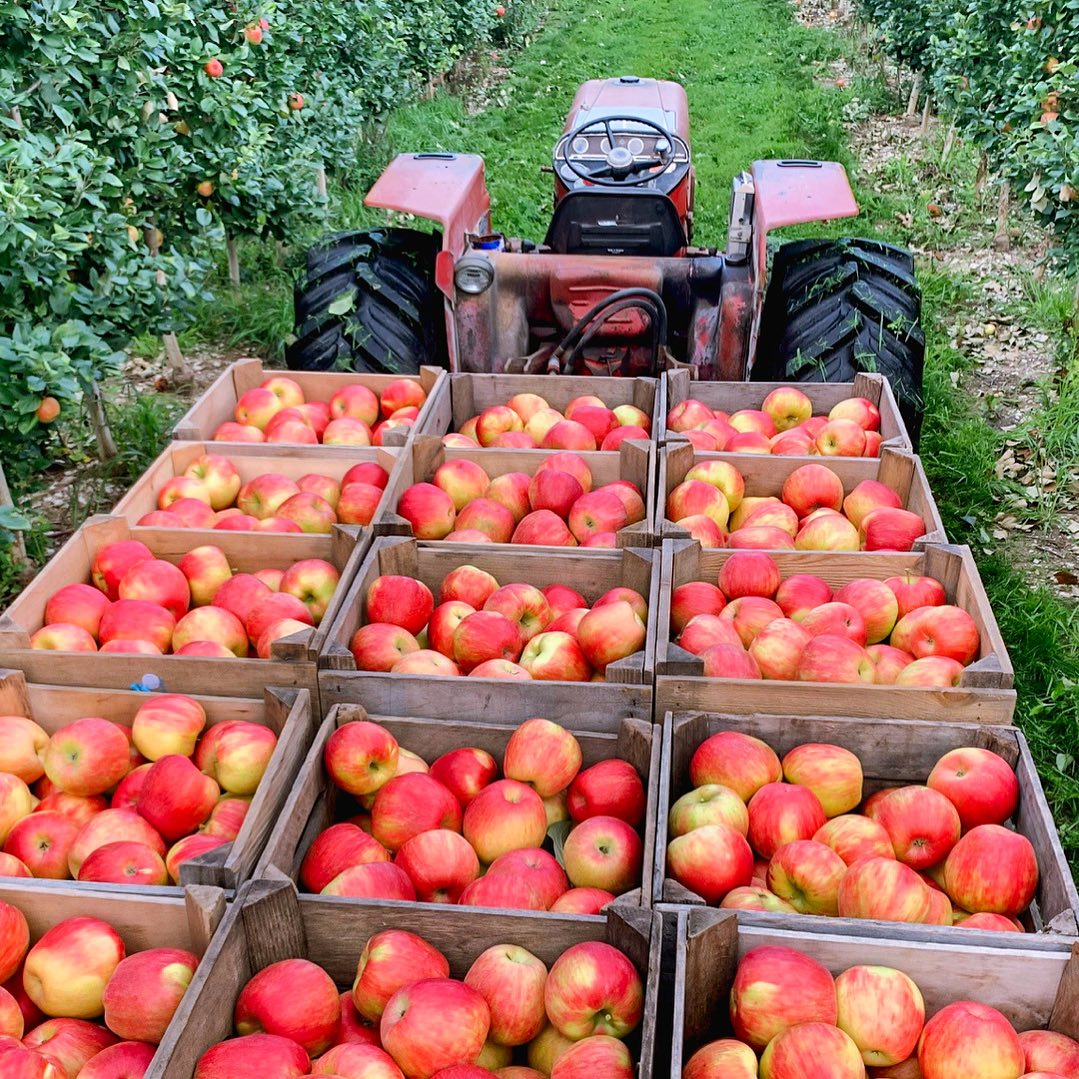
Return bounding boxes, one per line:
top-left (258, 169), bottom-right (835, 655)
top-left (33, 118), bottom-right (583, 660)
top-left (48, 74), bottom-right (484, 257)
top-left (560, 114), bottom-right (676, 187)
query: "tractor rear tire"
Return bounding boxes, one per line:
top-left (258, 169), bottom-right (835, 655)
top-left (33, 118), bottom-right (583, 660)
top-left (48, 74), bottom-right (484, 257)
top-left (753, 238), bottom-right (925, 443)
top-left (285, 228), bottom-right (445, 374)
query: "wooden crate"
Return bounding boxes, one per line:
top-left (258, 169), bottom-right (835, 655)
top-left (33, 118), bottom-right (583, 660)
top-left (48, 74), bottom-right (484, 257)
top-left (172, 358), bottom-right (446, 447)
top-left (664, 368), bottom-right (911, 451)
top-left (318, 536), bottom-right (658, 706)
top-left (149, 879), bottom-right (660, 1079)
top-left (668, 907), bottom-right (1079, 1079)
top-left (0, 879), bottom-right (226, 1074)
top-left (0, 516), bottom-right (368, 698)
top-left (654, 710), bottom-right (1078, 947)
top-left (659, 441), bottom-right (946, 549)
top-left (112, 440), bottom-right (403, 539)
top-left (415, 370), bottom-right (664, 443)
top-left (655, 539), bottom-right (1016, 723)
top-left (376, 435), bottom-right (656, 548)
top-left (0, 669), bottom-right (317, 892)
top-left (255, 704), bottom-right (660, 909)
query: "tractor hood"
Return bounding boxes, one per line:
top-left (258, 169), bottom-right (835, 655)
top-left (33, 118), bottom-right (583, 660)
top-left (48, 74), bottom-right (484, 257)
top-left (564, 76), bottom-right (691, 146)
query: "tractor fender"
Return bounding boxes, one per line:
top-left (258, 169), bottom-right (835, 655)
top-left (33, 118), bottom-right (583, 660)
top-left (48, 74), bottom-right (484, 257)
top-left (365, 152), bottom-right (492, 297)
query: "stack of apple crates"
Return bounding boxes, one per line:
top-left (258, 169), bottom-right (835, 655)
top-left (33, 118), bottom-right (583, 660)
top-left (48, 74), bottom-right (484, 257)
top-left (0, 360), bottom-right (1073, 1079)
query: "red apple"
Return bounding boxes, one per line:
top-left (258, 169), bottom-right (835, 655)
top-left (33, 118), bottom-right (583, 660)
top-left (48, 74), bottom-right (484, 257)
top-left (683, 1038), bottom-right (757, 1079)
top-left (367, 575), bottom-right (434, 636)
top-left (137, 755), bottom-right (218, 841)
top-left (690, 730), bottom-right (781, 800)
top-left (68, 807), bottom-right (166, 876)
top-left (503, 719), bottom-right (581, 798)
top-left (892, 604), bottom-right (980, 665)
top-left (834, 964), bottom-right (925, 1068)
top-left (766, 839), bottom-right (847, 915)
top-left (349, 623), bottom-right (420, 672)
top-left (748, 617), bottom-right (812, 680)
top-left (561, 815), bottom-right (641, 893)
top-left (548, 888), bottom-right (616, 915)
top-left (76, 1040), bottom-right (157, 1078)
top-left (837, 856), bottom-right (933, 922)
top-left (747, 782), bottom-right (827, 858)
top-left (235, 958), bottom-right (340, 1055)
top-left (331, 384), bottom-right (379, 426)
top-left (353, 931), bottom-right (450, 1023)
top-left (917, 1001), bottom-right (1023, 1079)
top-left (103, 946), bottom-right (198, 1043)
top-left (381, 980), bottom-right (490, 1075)
top-left (370, 773), bottom-right (461, 852)
top-left (44, 718), bottom-right (130, 797)
top-left (729, 946), bottom-right (836, 1049)
top-left (396, 829), bottom-right (479, 903)
top-left (23, 916), bottom-right (125, 1018)
top-left (943, 824), bottom-right (1038, 916)
top-left (870, 785), bottom-right (962, 869)
top-left (670, 582), bottom-right (726, 634)
top-left (300, 823), bottom-right (389, 893)
top-left (3, 812), bottom-right (79, 879)
top-left (567, 761), bottom-right (645, 826)
top-left (780, 464), bottom-right (844, 517)
top-left (718, 553), bottom-right (781, 599)
top-left (465, 945), bottom-right (548, 1047)
top-left (463, 780), bottom-right (547, 863)
top-left (797, 635), bottom-right (875, 683)
top-left (666, 822), bottom-right (753, 903)
top-left (337, 483), bottom-right (385, 526)
top-left (759, 1022), bottom-right (865, 1078)
top-left (430, 748), bottom-right (498, 805)
top-left (43, 584), bottom-right (110, 640)
top-left (486, 473), bottom-right (532, 522)
top-left (927, 747), bottom-right (1018, 829)
top-left (814, 814), bottom-right (895, 865)
top-left (193, 1032), bottom-right (309, 1079)
top-left (487, 848), bottom-right (567, 909)
top-left (212, 574), bottom-right (272, 624)
top-left (544, 941), bottom-right (641, 1040)
top-left (1018, 1029), bottom-right (1079, 1076)
top-left (441, 566), bottom-right (500, 609)
top-left (885, 573), bottom-right (947, 617)
top-left (781, 742), bottom-right (863, 817)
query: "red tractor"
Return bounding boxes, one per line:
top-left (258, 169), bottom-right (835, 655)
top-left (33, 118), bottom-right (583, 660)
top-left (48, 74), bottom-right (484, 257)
top-left (287, 75), bottom-right (924, 432)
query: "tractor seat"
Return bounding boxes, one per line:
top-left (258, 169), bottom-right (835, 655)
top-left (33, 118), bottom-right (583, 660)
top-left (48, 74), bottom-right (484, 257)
top-left (543, 189), bottom-right (686, 257)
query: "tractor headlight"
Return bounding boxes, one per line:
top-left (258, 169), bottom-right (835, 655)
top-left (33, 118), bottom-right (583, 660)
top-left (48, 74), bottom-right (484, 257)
top-left (454, 254), bottom-right (495, 295)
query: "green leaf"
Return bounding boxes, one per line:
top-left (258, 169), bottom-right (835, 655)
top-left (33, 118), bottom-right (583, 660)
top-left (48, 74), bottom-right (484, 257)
top-left (327, 292), bottom-right (355, 316)
top-left (547, 820), bottom-right (574, 868)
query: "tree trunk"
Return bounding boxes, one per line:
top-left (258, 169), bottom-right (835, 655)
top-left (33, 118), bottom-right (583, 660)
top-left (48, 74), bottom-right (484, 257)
top-left (146, 224), bottom-right (194, 383)
top-left (226, 235), bottom-right (241, 289)
top-left (315, 166), bottom-right (327, 199)
top-left (975, 152), bottom-right (989, 196)
top-left (87, 380), bottom-right (118, 461)
top-left (941, 116), bottom-right (957, 162)
top-left (993, 182), bottom-right (1011, 251)
top-left (919, 95), bottom-right (932, 139)
top-left (0, 461), bottom-right (27, 565)
top-left (1070, 275), bottom-right (1079, 332)
top-left (904, 71), bottom-right (923, 125)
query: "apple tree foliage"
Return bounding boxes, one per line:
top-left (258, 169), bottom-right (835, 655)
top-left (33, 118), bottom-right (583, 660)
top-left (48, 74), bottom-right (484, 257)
top-left (860, 0), bottom-right (1078, 256)
top-left (0, 0), bottom-right (537, 485)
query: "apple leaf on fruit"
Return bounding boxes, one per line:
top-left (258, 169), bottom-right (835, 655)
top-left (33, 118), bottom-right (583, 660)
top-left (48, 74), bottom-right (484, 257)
top-left (548, 820), bottom-right (573, 869)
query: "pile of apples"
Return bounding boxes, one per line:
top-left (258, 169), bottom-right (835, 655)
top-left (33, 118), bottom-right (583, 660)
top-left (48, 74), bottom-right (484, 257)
top-left (212, 374), bottom-right (427, 446)
top-left (395, 451), bottom-right (645, 547)
top-left (137, 454), bottom-right (391, 533)
top-left (301, 717), bottom-right (645, 909)
top-left (0, 694), bottom-right (276, 885)
top-left (193, 928), bottom-right (643, 1079)
top-left (350, 567), bottom-right (648, 681)
top-left (0, 906), bottom-right (199, 1077)
top-left (666, 460), bottom-right (927, 551)
top-left (670, 551), bottom-right (980, 686)
top-left (685, 943), bottom-right (1079, 1079)
top-left (667, 728), bottom-right (1038, 932)
top-left (668, 386), bottom-right (886, 456)
top-left (29, 540), bottom-right (340, 659)
top-left (443, 391), bottom-right (653, 452)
